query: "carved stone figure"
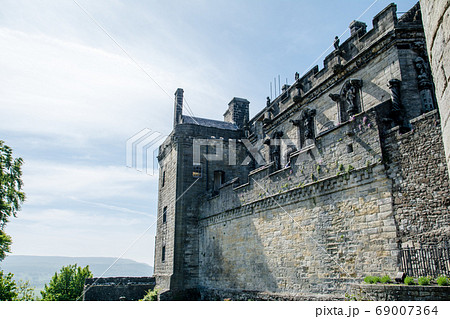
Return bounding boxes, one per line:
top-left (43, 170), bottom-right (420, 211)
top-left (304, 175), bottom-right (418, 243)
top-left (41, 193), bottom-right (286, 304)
top-left (333, 36), bottom-right (340, 51)
top-left (269, 130), bottom-right (284, 171)
top-left (414, 56), bottom-right (435, 112)
top-left (302, 109), bottom-right (317, 140)
top-left (388, 79), bottom-right (410, 132)
top-left (415, 57), bottom-right (431, 89)
top-left (285, 145), bottom-right (297, 167)
top-left (345, 85), bottom-right (357, 116)
top-left (330, 79), bottom-right (362, 123)
top-left (295, 72), bottom-right (299, 81)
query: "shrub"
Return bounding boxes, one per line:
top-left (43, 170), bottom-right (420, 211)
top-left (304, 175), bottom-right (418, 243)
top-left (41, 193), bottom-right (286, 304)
top-left (404, 276), bottom-right (415, 285)
top-left (418, 276), bottom-right (431, 286)
top-left (141, 288), bottom-right (158, 301)
top-left (380, 275), bottom-right (392, 284)
top-left (41, 264), bottom-right (92, 301)
top-left (436, 276), bottom-right (449, 286)
top-left (364, 276), bottom-right (381, 284)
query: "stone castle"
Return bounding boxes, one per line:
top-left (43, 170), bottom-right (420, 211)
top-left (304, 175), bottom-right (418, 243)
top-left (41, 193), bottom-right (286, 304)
top-left (153, 2), bottom-right (450, 300)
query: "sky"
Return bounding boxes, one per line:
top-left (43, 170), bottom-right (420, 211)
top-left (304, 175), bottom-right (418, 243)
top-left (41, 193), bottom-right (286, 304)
top-left (0, 0), bottom-right (418, 266)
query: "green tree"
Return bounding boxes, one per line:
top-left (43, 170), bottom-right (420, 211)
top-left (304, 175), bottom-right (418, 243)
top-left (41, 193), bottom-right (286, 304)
top-left (41, 264), bottom-right (93, 301)
top-left (0, 140), bottom-right (25, 261)
top-left (0, 231), bottom-right (12, 261)
top-left (15, 280), bottom-right (36, 301)
top-left (0, 270), bottom-right (18, 301)
top-left (0, 271), bottom-right (36, 301)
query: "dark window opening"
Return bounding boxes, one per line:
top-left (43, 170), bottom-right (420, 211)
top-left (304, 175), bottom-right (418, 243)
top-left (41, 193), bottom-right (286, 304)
top-left (347, 143), bottom-right (354, 153)
top-left (213, 170), bottom-right (225, 192)
top-left (162, 171), bottom-right (165, 187)
top-left (161, 246), bottom-right (166, 263)
top-left (162, 206), bottom-right (167, 223)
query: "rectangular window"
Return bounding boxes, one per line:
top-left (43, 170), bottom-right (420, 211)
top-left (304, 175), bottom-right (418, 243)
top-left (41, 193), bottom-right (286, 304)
top-left (162, 206), bottom-right (167, 223)
top-left (213, 170), bottom-right (225, 191)
top-left (162, 170), bottom-right (165, 187)
top-left (193, 164), bottom-right (202, 178)
top-left (347, 143), bottom-right (354, 153)
top-left (161, 246), bottom-right (166, 263)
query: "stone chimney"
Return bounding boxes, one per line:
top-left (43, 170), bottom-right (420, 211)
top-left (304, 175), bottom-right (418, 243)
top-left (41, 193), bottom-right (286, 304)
top-left (223, 97), bottom-right (249, 129)
top-left (173, 88), bottom-right (184, 127)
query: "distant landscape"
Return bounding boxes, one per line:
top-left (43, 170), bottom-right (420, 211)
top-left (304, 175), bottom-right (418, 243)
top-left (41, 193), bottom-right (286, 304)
top-left (0, 255), bottom-right (153, 293)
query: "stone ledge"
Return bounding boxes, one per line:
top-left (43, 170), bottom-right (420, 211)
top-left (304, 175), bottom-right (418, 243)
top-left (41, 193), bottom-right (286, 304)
top-left (352, 283), bottom-right (450, 301)
top-left (199, 288), bottom-right (343, 301)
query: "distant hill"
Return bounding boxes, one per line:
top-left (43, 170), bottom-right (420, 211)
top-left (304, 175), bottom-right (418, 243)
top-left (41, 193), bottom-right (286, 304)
top-left (0, 255), bottom-right (153, 293)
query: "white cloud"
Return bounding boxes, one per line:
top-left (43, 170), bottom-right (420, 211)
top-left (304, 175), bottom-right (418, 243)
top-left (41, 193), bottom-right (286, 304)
top-left (22, 160), bottom-right (157, 205)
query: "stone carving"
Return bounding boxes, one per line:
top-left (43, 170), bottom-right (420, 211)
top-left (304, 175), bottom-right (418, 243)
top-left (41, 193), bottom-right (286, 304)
top-left (388, 79), bottom-right (402, 113)
top-left (330, 79), bottom-right (362, 123)
top-left (333, 36), bottom-right (340, 50)
top-left (266, 96), bottom-right (271, 107)
top-left (344, 82), bottom-right (358, 116)
top-left (269, 130), bottom-right (284, 171)
top-left (388, 79), bottom-right (410, 132)
top-left (291, 109), bottom-right (316, 148)
top-left (285, 145), bottom-right (297, 167)
top-left (295, 72), bottom-right (299, 81)
top-left (302, 109), bottom-right (317, 140)
top-left (414, 56), bottom-right (435, 113)
top-left (329, 93), bottom-right (341, 102)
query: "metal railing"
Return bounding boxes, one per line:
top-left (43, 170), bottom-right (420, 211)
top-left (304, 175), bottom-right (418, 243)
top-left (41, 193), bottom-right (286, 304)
top-left (400, 244), bottom-right (450, 277)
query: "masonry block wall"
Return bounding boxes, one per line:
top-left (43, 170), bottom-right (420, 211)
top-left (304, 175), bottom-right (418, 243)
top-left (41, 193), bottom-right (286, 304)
top-left (420, 0), bottom-right (450, 179)
top-left (154, 2), bottom-right (450, 300)
top-left (198, 111), bottom-right (399, 299)
top-left (83, 277), bottom-right (156, 301)
top-left (382, 110), bottom-right (450, 246)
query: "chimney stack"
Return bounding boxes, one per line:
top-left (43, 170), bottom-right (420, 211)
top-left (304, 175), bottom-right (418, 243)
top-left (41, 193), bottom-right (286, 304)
top-left (173, 88), bottom-right (184, 127)
top-left (223, 97), bottom-right (250, 129)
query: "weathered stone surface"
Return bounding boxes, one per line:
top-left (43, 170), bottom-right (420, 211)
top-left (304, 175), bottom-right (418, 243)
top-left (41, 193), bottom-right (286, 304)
top-left (83, 277), bottom-right (155, 301)
top-left (420, 0), bottom-right (450, 179)
top-left (153, 3), bottom-right (449, 301)
top-left (353, 284), bottom-right (450, 301)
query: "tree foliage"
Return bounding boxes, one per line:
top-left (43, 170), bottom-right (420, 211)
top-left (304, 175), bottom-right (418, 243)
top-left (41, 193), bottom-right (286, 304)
top-left (0, 140), bottom-right (25, 261)
top-left (0, 270), bottom-right (18, 301)
top-left (15, 280), bottom-right (36, 301)
top-left (140, 288), bottom-right (158, 301)
top-left (0, 271), bottom-right (36, 301)
top-left (0, 231), bottom-right (12, 261)
top-left (40, 264), bottom-right (93, 301)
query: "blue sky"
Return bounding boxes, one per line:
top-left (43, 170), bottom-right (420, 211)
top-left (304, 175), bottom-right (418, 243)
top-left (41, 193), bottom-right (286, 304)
top-left (0, 0), bottom-right (418, 266)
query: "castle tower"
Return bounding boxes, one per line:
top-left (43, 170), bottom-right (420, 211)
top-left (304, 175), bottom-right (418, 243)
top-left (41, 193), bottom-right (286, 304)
top-left (155, 89), bottom-right (249, 299)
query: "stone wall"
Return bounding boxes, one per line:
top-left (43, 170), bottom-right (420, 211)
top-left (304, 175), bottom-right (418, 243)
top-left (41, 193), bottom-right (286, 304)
top-left (83, 277), bottom-right (155, 301)
top-left (198, 110), bottom-right (398, 299)
top-left (420, 0), bottom-right (450, 179)
top-left (154, 2), bottom-right (449, 300)
top-left (355, 284), bottom-right (450, 301)
top-left (196, 108), bottom-right (450, 300)
top-left (382, 110), bottom-right (450, 246)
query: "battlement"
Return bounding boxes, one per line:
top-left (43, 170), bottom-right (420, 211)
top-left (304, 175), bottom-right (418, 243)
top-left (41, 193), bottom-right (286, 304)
top-left (250, 2), bottom-right (423, 129)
